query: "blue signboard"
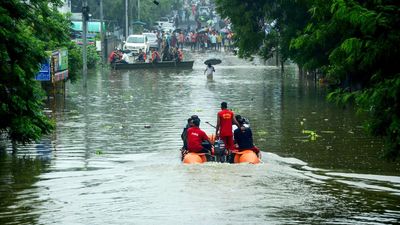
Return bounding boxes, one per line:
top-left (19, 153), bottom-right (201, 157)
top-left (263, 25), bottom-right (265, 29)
top-left (36, 62), bottom-right (51, 81)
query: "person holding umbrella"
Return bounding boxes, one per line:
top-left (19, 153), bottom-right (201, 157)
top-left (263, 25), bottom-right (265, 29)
top-left (204, 63), bottom-right (215, 77)
top-left (204, 58), bottom-right (222, 77)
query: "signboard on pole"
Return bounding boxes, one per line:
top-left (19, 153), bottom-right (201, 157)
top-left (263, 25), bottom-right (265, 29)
top-left (35, 55), bottom-right (51, 81)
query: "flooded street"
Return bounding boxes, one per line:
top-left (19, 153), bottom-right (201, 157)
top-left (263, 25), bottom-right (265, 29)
top-left (1, 51), bottom-right (400, 224)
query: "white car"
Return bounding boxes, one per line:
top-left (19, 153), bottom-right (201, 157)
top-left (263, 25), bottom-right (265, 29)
top-left (123, 34), bottom-right (149, 55)
top-left (161, 23), bottom-right (175, 33)
top-left (143, 32), bottom-right (158, 50)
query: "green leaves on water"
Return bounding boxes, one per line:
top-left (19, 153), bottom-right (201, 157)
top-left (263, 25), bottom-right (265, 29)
top-left (95, 149), bottom-right (103, 155)
top-left (302, 130), bottom-right (320, 141)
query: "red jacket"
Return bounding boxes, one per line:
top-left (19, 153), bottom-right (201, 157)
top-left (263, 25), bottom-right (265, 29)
top-left (218, 109), bottom-right (234, 137)
top-left (187, 127), bottom-right (209, 152)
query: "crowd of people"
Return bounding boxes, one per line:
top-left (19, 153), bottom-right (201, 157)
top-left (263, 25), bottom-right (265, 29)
top-left (180, 102), bottom-right (260, 163)
top-left (154, 27), bottom-right (235, 53)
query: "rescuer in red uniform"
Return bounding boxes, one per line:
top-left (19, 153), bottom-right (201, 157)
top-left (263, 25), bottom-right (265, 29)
top-left (215, 102), bottom-right (240, 152)
top-left (186, 117), bottom-right (212, 153)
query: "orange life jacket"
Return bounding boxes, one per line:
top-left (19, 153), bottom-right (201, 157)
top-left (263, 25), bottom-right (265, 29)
top-left (178, 50), bottom-right (183, 61)
top-left (151, 51), bottom-right (160, 62)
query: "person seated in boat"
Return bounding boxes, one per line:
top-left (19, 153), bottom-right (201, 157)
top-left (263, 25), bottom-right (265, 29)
top-left (232, 114), bottom-right (250, 131)
top-left (150, 48), bottom-right (161, 63)
top-left (180, 115), bottom-right (199, 160)
top-left (108, 48), bottom-right (121, 64)
top-left (136, 49), bottom-right (146, 62)
top-left (181, 115), bottom-right (199, 150)
top-left (118, 50), bottom-right (130, 64)
top-left (186, 117), bottom-right (212, 154)
top-left (233, 115), bottom-right (260, 156)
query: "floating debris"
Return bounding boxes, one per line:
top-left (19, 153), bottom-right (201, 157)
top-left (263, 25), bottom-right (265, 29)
top-left (302, 130), bottom-right (320, 141)
top-left (144, 125), bottom-right (151, 128)
top-left (95, 149), bottom-right (103, 155)
top-left (256, 130), bottom-right (268, 136)
top-left (321, 131), bottom-right (335, 134)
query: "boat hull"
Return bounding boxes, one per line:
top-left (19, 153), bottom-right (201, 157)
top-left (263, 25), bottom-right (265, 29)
top-left (182, 152), bottom-right (207, 164)
top-left (112, 60), bottom-right (194, 70)
top-left (182, 150), bottom-right (261, 164)
top-left (233, 150), bottom-right (261, 164)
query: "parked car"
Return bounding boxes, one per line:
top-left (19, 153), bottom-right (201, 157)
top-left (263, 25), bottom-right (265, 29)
top-left (159, 17), bottom-right (170, 23)
top-left (123, 34), bottom-right (149, 55)
top-left (143, 32), bottom-right (158, 50)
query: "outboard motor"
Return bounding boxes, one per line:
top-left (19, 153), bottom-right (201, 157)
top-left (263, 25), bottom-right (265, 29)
top-left (213, 139), bottom-right (227, 162)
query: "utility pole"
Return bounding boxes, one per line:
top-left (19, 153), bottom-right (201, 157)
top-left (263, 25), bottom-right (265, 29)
top-left (138, 0), bottom-right (140, 21)
top-left (125, 0), bottom-right (128, 40)
top-left (100, 0), bottom-right (105, 63)
top-left (82, 0), bottom-right (88, 88)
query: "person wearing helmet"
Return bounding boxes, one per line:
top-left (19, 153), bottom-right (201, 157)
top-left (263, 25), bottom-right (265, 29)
top-left (233, 115), bottom-right (259, 156)
top-left (186, 117), bottom-right (212, 153)
top-left (181, 115), bottom-right (199, 150)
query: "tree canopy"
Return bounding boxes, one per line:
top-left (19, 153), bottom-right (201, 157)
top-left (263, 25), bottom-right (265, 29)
top-left (216, 0), bottom-right (400, 160)
top-left (81, 0), bottom-right (179, 31)
top-left (0, 0), bottom-right (71, 145)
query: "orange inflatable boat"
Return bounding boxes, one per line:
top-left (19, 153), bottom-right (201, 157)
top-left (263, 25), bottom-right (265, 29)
top-left (182, 136), bottom-right (261, 164)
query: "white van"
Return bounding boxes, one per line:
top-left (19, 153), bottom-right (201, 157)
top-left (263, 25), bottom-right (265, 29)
top-left (123, 34), bottom-right (149, 55)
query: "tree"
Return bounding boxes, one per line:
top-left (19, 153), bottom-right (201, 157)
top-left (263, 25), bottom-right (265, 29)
top-left (0, 0), bottom-right (71, 146)
top-left (215, 0), bottom-right (400, 160)
top-left (80, 0), bottom-right (178, 32)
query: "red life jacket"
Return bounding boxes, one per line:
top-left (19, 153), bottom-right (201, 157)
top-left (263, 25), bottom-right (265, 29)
top-left (178, 50), bottom-right (183, 61)
top-left (151, 51), bottom-right (160, 62)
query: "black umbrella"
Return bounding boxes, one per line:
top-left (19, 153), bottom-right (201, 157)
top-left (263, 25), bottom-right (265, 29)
top-left (204, 58), bottom-right (222, 65)
top-left (173, 28), bottom-right (182, 33)
top-left (197, 28), bottom-right (208, 34)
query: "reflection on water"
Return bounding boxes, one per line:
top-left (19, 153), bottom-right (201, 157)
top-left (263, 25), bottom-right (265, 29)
top-left (0, 51), bottom-right (399, 224)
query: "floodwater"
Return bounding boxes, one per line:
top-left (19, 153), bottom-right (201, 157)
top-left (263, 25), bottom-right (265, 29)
top-left (1, 51), bottom-right (399, 224)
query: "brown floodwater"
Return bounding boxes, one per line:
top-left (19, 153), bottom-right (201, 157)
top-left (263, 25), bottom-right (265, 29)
top-left (0, 51), bottom-right (399, 224)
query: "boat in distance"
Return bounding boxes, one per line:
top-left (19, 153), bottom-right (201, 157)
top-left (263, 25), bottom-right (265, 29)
top-left (112, 60), bottom-right (194, 70)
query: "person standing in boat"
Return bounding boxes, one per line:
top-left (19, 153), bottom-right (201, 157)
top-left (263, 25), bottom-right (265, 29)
top-left (204, 63), bottom-right (215, 77)
top-left (187, 117), bottom-right (212, 154)
top-left (233, 115), bottom-right (260, 157)
top-left (215, 102), bottom-right (240, 153)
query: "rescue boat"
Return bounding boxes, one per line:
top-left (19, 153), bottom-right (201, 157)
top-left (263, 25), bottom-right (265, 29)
top-left (182, 135), bottom-right (261, 164)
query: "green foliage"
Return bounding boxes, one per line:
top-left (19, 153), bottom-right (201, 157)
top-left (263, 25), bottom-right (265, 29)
top-left (0, 0), bottom-right (70, 145)
top-left (67, 44), bottom-right (83, 83)
top-left (215, 0), bottom-right (400, 160)
top-left (66, 43), bottom-right (100, 83)
top-left (354, 75), bottom-right (400, 159)
top-left (87, 45), bottom-right (101, 69)
top-left (87, 0), bottom-right (179, 32)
